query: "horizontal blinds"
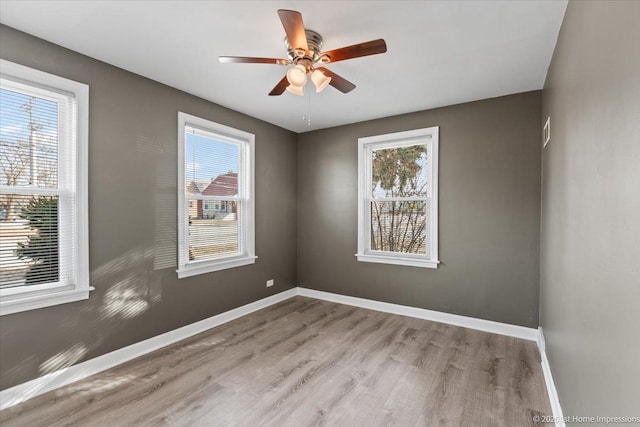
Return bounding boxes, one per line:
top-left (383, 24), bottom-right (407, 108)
top-left (184, 126), bottom-right (243, 262)
top-left (0, 194), bottom-right (60, 288)
top-left (188, 202), bottom-right (241, 261)
top-left (0, 83), bottom-right (75, 289)
top-left (368, 142), bottom-right (429, 256)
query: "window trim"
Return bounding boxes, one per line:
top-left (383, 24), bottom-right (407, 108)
top-left (356, 126), bottom-right (440, 269)
top-left (176, 112), bottom-right (256, 279)
top-left (0, 59), bottom-right (91, 316)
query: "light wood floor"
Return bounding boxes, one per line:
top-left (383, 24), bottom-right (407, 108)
top-left (0, 297), bottom-right (551, 426)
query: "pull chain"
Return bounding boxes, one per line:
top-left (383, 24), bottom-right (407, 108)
top-left (302, 88), bottom-right (311, 126)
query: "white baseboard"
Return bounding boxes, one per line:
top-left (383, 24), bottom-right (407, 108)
top-left (296, 287), bottom-right (539, 341)
top-left (1, 286), bottom-right (554, 413)
top-left (537, 327), bottom-right (565, 427)
top-left (0, 288), bottom-right (297, 411)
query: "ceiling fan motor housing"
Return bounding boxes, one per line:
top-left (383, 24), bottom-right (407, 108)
top-left (286, 29), bottom-right (324, 67)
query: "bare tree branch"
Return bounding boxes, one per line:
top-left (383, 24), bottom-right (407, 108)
top-left (371, 145), bottom-right (428, 254)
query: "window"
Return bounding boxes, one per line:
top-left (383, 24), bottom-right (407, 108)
top-left (177, 112), bottom-right (255, 278)
top-left (357, 127), bottom-right (439, 268)
top-left (0, 60), bottom-right (90, 315)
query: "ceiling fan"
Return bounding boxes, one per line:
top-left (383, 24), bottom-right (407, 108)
top-left (219, 9), bottom-right (387, 96)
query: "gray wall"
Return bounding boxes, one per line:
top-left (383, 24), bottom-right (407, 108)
top-left (540, 0), bottom-right (640, 418)
top-left (298, 92), bottom-right (542, 328)
top-left (0, 25), bottom-right (298, 390)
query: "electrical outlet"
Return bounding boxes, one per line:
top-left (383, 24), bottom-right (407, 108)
top-left (266, 279), bottom-right (274, 288)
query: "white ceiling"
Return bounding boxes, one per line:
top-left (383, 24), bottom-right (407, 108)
top-left (0, 1), bottom-right (567, 133)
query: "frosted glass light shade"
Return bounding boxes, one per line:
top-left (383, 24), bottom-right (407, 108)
top-left (286, 64), bottom-right (307, 87)
top-left (286, 84), bottom-right (304, 96)
top-left (311, 69), bottom-right (331, 92)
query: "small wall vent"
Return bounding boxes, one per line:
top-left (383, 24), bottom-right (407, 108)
top-left (543, 117), bottom-right (551, 147)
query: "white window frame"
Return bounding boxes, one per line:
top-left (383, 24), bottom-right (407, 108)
top-left (0, 60), bottom-right (91, 315)
top-left (176, 112), bottom-right (256, 278)
top-left (356, 127), bottom-right (440, 269)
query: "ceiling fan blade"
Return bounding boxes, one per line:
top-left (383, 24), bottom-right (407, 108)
top-left (219, 56), bottom-right (289, 65)
top-left (316, 67), bottom-right (356, 93)
top-left (320, 39), bottom-right (387, 63)
top-left (268, 75), bottom-right (290, 96)
top-left (277, 9), bottom-right (308, 52)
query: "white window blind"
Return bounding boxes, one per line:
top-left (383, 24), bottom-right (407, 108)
top-left (370, 142), bottom-right (430, 256)
top-left (0, 60), bottom-right (90, 315)
top-left (357, 127), bottom-right (440, 269)
top-left (177, 112), bottom-right (255, 278)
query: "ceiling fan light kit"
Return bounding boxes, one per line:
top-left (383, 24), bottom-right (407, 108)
top-left (311, 69), bottom-right (331, 93)
top-left (286, 64), bottom-right (307, 88)
top-left (285, 84), bottom-right (305, 96)
top-left (218, 9), bottom-right (387, 97)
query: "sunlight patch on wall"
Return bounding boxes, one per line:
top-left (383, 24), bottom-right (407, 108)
top-left (101, 272), bottom-right (153, 320)
top-left (135, 134), bottom-right (167, 155)
top-left (92, 247), bottom-right (155, 282)
top-left (39, 344), bottom-right (88, 375)
top-left (91, 246), bottom-right (162, 321)
top-left (154, 175), bottom-right (176, 270)
top-left (135, 133), bottom-right (177, 270)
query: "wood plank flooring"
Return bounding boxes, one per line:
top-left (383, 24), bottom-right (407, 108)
top-left (0, 297), bottom-right (552, 426)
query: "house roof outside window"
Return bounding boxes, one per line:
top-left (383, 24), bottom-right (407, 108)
top-left (202, 172), bottom-right (238, 197)
top-left (186, 180), bottom-right (209, 196)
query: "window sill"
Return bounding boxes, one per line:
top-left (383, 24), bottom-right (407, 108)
top-left (0, 287), bottom-right (94, 316)
top-left (356, 253), bottom-right (440, 269)
top-left (177, 255), bottom-right (257, 279)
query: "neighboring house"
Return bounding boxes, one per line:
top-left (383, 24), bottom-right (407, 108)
top-left (201, 172), bottom-right (237, 220)
top-left (186, 180), bottom-right (208, 219)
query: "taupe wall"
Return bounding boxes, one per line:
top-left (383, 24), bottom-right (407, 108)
top-left (298, 92), bottom-right (542, 328)
top-left (1, 21), bottom-right (550, 392)
top-left (0, 25), bottom-right (298, 390)
top-left (540, 0), bottom-right (640, 418)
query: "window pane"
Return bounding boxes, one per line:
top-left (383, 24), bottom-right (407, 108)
top-left (0, 88), bottom-right (59, 189)
top-left (371, 144), bottom-right (427, 198)
top-left (185, 130), bottom-right (239, 198)
top-left (0, 194), bottom-right (59, 288)
top-left (370, 200), bottom-right (428, 255)
top-left (188, 201), bottom-right (240, 261)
